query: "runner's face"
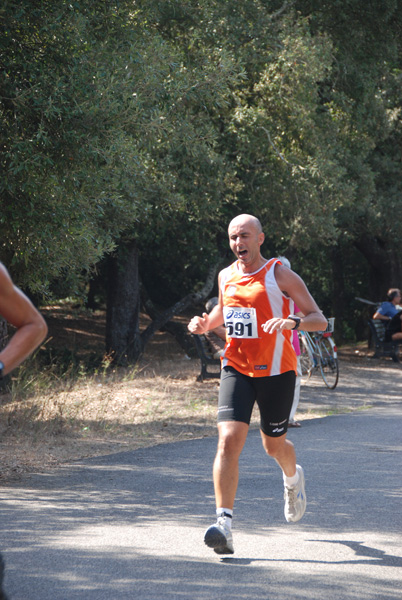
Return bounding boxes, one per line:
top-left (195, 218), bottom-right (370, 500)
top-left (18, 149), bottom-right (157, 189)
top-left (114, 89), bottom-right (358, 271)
top-left (228, 218), bottom-right (264, 272)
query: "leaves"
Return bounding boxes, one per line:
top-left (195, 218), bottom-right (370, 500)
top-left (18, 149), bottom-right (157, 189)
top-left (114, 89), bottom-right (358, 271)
top-left (2, 0), bottom-right (402, 339)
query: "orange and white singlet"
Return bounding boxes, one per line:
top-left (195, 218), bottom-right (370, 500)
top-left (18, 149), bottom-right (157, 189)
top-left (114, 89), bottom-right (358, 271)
top-left (220, 258), bottom-right (296, 377)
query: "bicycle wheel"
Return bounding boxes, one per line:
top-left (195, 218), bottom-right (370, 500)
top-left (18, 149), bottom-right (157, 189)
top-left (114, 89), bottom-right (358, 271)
top-left (318, 336), bottom-right (339, 389)
top-left (299, 334), bottom-right (314, 380)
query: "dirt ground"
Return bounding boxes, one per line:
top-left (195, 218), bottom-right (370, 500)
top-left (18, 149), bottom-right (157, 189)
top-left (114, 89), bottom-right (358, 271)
top-left (0, 305), bottom-right (400, 483)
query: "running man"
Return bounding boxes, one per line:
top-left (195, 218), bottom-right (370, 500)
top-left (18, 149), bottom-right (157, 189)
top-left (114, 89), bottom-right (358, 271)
top-left (188, 214), bottom-right (327, 555)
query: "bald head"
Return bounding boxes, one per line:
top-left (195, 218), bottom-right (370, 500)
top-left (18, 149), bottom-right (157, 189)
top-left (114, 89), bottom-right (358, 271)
top-left (228, 214), bottom-right (262, 235)
top-left (227, 214), bottom-right (265, 273)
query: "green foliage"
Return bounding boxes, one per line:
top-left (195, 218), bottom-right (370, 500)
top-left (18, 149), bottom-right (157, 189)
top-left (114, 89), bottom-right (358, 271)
top-left (0, 0), bottom-right (241, 295)
top-left (0, 1), bottom-right (132, 292)
top-left (2, 0), bottom-right (402, 341)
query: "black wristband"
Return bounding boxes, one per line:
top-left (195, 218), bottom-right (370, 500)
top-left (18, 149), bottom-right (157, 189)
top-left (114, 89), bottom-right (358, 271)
top-left (288, 315), bottom-right (301, 330)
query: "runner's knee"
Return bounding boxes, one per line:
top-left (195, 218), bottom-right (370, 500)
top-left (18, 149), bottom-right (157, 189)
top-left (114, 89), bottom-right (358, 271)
top-left (217, 422), bottom-right (248, 458)
top-left (261, 433), bottom-right (287, 458)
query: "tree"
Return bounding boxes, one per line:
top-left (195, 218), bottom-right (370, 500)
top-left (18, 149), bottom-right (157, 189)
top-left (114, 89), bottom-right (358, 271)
top-left (4, 0), bottom-right (402, 352)
top-left (0, 0), bottom-right (241, 357)
top-left (0, 1), bottom-right (135, 293)
top-left (100, 1), bottom-right (376, 353)
top-left (296, 0), bottom-right (402, 308)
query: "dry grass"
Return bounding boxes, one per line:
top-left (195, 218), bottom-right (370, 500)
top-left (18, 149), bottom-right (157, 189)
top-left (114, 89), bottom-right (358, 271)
top-left (0, 305), bottom-right (376, 483)
top-left (0, 349), bottom-right (225, 481)
top-left (0, 301), bottom-right (235, 482)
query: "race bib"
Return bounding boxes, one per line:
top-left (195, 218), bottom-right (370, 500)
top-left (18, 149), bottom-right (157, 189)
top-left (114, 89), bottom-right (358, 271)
top-left (223, 306), bottom-right (258, 338)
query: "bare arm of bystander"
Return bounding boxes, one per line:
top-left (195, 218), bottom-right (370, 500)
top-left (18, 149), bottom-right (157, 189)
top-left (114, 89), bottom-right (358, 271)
top-left (0, 263), bottom-right (48, 375)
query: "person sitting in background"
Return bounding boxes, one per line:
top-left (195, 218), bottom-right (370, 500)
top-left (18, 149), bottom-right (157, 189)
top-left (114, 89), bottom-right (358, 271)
top-left (204, 297), bottom-right (226, 358)
top-left (372, 288), bottom-right (401, 322)
top-left (385, 310), bottom-right (402, 343)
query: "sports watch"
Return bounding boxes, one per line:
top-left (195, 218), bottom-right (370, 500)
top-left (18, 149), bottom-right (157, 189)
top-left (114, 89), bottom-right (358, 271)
top-left (0, 361), bottom-right (4, 380)
top-left (288, 315), bottom-right (301, 330)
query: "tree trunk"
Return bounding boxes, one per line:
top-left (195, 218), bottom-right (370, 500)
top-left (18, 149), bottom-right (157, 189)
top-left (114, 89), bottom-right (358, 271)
top-left (330, 244), bottom-right (346, 343)
top-left (354, 236), bottom-right (402, 300)
top-left (105, 241), bottom-right (223, 364)
top-left (105, 241), bottom-right (143, 365)
top-left (140, 260), bottom-right (223, 351)
top-left (161, 321), bottom-right (197, 357)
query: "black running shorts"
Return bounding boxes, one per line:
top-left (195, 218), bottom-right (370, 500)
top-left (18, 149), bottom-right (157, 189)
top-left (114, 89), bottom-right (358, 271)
top-left (217, 366), bottom-right (296, 437)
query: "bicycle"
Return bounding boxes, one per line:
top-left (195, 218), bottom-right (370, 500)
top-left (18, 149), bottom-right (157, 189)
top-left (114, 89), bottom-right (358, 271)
top-left (299, 317), bottom-right (339, 389)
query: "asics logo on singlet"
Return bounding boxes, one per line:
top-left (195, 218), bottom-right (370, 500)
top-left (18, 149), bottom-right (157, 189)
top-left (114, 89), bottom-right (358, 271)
top-left (226, 309), bottom-right (251, 319)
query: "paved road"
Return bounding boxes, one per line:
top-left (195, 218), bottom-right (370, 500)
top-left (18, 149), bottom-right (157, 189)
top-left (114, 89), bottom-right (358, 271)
top-left (1, 370), bottom-right (402, 599)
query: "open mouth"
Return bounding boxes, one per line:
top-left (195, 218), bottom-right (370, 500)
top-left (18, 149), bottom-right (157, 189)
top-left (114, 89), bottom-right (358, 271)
top-left (238, 249), bottom-right (248, 259)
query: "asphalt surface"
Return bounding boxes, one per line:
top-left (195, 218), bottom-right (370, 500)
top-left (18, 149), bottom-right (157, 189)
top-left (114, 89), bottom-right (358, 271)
top-left (1, 367), bottom-right (402, 599)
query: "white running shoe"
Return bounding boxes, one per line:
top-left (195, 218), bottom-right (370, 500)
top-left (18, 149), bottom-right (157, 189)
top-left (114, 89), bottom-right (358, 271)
top-left (204, 515), bottom-right (234, 555)
top-left (284, 465), bottom-right (306, 523)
